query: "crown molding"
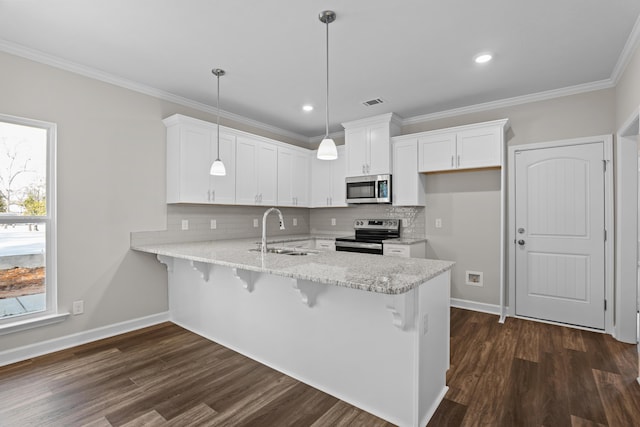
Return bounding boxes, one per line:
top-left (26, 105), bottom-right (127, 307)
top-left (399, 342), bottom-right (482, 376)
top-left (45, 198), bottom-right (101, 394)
top-left (401, 79), bottom-right (615, 126)
top-left (0, 39), bottom-right (311, 144)
top-left (611, 14), bottom-right (640, 84)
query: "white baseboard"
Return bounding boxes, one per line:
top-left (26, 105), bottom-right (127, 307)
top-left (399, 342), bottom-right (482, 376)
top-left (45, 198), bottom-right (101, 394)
top-left (0, 311), bottom-right (170, 367)
top-left (450, 298), bottom-right (501, 316)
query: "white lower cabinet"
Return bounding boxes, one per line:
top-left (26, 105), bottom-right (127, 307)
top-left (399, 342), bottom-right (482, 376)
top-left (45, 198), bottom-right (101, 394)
top-left (383, 242), bottom-right (426, 258)
top-left (311, 145), bottom-right (347, 207)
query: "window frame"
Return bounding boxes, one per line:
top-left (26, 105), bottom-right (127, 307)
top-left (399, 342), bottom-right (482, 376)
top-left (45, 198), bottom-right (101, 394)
top-left (0, 113), bottom-right (65, 333)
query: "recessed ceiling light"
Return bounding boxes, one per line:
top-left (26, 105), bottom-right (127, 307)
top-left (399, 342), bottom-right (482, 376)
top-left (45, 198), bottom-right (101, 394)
top-left (302, 105), bottom-right (314, 112)
top-left (474, 53), bottom-right (493, 64)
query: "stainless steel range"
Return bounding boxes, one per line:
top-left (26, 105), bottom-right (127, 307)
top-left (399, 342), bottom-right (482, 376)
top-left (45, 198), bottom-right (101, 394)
top-left (335, 219), bottom-right (400, 255)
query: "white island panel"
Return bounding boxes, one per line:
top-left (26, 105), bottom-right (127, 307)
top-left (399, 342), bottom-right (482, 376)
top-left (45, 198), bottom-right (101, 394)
top-left (166, 258), bottom-right (450, 427)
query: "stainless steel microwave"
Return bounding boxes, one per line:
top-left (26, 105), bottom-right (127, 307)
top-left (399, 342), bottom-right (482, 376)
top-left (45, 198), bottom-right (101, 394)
top-left (345, 174), bottom-right (392, 204)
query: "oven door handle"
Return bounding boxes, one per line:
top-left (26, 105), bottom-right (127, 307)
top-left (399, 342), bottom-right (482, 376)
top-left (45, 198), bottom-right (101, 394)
top-left (335, 241), bottom-right (382, 250)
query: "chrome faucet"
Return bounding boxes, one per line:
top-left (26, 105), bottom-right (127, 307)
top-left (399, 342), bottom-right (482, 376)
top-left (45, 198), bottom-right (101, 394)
top-left (261, 207), bottom-right (285, 253)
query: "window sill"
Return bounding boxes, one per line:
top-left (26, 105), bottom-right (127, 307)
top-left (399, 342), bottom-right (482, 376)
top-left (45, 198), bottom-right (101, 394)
top-left (0, 312), bottom-right (70, 336)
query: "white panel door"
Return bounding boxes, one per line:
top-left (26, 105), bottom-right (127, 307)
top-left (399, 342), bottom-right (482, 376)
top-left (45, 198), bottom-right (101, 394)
top-left (515, 142), bottom-right (605, 329)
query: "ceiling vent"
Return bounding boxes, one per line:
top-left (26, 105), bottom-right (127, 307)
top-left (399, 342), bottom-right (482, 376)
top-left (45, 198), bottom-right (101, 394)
top-left (362, 98), bottom-right (384, 107)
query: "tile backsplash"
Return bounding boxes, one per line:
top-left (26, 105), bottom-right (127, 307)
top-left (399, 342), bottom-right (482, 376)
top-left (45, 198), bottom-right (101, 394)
top-left (310, 205), bottom-right (425, 238)
top-left (131, 204), bottom-right (424, 247)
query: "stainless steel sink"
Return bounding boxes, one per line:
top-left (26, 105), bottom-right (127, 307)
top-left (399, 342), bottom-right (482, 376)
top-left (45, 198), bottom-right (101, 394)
top-left (249, 247), bottom-right (315, 256)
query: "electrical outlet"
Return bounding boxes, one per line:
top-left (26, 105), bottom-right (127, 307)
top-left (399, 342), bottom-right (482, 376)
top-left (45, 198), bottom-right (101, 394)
top-left (293, 218), bottom-right (298, 227)
top-left (181, 219), bottom-right (189, 230)
top-left (253, 218), bottom-right (259, 228)
top-left (210, 219), bottom-right (217, 229)
top-left (435, 218), bottom-right (442, 229)
top-left (402, 218), bottom-right (408, 227)
top-left (331, 218), bottom-right (336, 226)
top-left (72, 300), bottom-right (84, 315)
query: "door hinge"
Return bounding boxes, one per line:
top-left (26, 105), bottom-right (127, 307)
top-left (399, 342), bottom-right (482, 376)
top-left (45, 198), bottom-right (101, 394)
top-left (604, 299), bottom-right (607, 311)
top-left (603, 159), bottom-right (607, 172)
top-left (604, 229), bottom-right (607, 241)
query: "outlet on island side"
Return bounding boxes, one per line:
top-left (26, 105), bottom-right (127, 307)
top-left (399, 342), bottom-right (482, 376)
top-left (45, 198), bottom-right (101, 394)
top-left (435, 218), bottom-right (442, 229)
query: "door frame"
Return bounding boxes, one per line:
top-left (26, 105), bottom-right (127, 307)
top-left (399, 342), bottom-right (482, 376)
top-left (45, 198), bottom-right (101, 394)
top-left (507, 135), bottom-right (614, 333)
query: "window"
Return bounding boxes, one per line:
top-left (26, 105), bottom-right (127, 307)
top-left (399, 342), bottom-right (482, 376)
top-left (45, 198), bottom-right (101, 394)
top-left (0, 114), bottom-right (60, 331)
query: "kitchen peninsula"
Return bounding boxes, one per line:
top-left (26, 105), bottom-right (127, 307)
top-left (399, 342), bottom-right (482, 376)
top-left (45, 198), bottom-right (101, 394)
top-left (132, 237), bottom-right (454, 427)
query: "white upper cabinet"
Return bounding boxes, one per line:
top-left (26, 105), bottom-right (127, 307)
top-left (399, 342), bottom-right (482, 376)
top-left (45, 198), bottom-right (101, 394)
top-left (277, 146), bottom-right (310, 207)
top-left (164, 115), bottom-right (235, 204)
top-left (418, 119), bottom-right (509, 173)
top-left (343, 113), bottom-right (401, 177)
top-left (391, 137), bottom-right (426, 206)
top-left (236, 135), bottom-right (277, 205)
top-left (311, 145), bottom-right (347, 207)
top-left (209, 131), bottom-right (236, 204)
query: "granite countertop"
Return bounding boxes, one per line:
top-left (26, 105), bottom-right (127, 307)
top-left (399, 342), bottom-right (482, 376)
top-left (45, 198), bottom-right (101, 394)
top-left (132, 238), bottom-right (453, 295)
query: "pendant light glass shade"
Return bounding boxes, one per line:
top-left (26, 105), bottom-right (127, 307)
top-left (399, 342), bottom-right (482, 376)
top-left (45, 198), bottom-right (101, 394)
top-left (317, 137), bottom-right (338, 160)
top-left (210, 158), bottom-right (226, 176)
top-left (210, 68), bottom-right (226, 176)
top-left (317, 11), bottom-right (338, 161)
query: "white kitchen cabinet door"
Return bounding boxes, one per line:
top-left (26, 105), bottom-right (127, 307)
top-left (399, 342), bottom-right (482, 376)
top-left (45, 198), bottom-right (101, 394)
top-left (392, 138), bottom-right (425, 206)
top-left (418, 132), bottom-right (457, 172)
top-left (457, 125), bottom-right (502, 169)
top-left (278, 147), bottom-right (310, 207)
top-left (209, 131), bottom-right (236, 204)
top-left (277, 147), bottom-right (295, 206)
top-left (292, 150), bottom-right (310, 207)
top-left (235, 136), bottom-right (259, 205)
top-left (311, 152), bottom-right (333, 207)
top-left (180, 126), bottom-right (212, 203)
top-left (331, 145), bottom-right (347, 206)
top-left (345, 127), bottom-right (368, 176)
top-left (367, 123), bottom-right (392, 175)
top-left (257, 143), bottom-right (278, 205)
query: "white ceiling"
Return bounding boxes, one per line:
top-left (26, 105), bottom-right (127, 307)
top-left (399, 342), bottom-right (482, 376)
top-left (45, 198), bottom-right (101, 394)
top-left (1, 0), bottom-right (639, 142)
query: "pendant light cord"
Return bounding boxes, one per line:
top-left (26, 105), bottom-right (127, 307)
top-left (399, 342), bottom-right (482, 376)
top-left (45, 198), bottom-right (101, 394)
top-left (216, 73), bottom-right (221, 159)
top-left (325, 18), bottom-right (330, 139)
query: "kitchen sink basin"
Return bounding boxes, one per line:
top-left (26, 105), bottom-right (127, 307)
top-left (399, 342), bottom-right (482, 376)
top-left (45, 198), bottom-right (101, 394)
top-left (249, 247), bottom-right (316, 256)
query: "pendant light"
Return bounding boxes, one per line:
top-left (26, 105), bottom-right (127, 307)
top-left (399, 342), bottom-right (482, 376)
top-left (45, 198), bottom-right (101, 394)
top-left (317, 10), bottom-right (338, 160)
top-left (210, 68), bottom-right (227, 176)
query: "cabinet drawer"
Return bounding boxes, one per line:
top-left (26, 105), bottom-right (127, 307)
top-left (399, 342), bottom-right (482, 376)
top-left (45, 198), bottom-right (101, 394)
top-left (383, 244), bottom-right (410, 257)
top-left (315, 239), bottom-right (336, 251)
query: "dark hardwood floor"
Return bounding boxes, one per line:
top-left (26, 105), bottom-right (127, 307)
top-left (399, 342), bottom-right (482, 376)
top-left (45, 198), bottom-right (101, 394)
top-left (0, 308), bottom-right (638, 426)
top-left (428, 309), bottom-right (640, 426)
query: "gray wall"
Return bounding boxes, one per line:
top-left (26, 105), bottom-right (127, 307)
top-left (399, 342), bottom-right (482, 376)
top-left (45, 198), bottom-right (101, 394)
top-left (0, 51), bottom-right (316, 352)
top-left (402, 88), bottom-right (617, 305)
top-left (1, 36), bottom-right (636, 351)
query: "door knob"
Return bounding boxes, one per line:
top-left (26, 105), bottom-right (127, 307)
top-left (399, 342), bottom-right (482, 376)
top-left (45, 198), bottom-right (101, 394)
top-left (518, 240), bottom-right (525, 246)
